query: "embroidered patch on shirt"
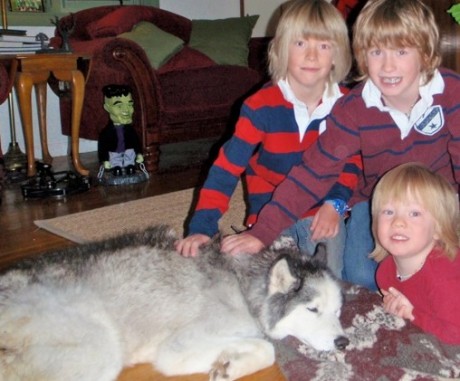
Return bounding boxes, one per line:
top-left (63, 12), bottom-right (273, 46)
top-left (414, 106), bottom-right (444, 136)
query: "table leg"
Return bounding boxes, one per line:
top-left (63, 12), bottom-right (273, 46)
top-left (35, 81), bottom-right (53, 165)
top-left (15, 72), bottom-right (36, 177)
top-left (70, 69), bottom-right (89, 177)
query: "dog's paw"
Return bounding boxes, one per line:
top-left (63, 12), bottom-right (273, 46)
top-left (209, 359), bottom-right (231, 381)
top-left (209, 340), bottom-right (274, 380)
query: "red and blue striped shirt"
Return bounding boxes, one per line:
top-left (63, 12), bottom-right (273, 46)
top-left (187, 82), bottom-right (362, 237)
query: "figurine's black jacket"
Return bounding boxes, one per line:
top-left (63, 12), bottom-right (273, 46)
top-left (98, 122), bottom-right (142, 163)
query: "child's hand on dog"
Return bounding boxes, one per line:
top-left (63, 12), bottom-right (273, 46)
top-left (381, 287), bottom-right (414, 321)
top-left (176, 234), bottom-right (210, 257)
top-left (221, 232), bottom-right (265, 255)
top-left (310, 203), bottom-right (341, 241)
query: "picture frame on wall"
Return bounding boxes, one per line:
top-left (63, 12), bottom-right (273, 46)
top-left (9, 0), bottom-right (45, 12)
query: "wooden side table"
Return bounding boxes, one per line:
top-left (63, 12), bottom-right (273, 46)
top-left (14, 53), bottom-right (90, 177)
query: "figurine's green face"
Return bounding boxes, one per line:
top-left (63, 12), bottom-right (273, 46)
top-left (103, 93), bottom-right (134, 124)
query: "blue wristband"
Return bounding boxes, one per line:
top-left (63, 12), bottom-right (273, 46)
top-left (324, 199), bottom-right (349, 217)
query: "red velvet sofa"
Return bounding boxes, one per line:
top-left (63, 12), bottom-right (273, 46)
top-left (50, 5), bottom-right (270, 173)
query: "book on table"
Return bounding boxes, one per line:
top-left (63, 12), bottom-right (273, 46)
top-left (0, 35), bottom-right (42, 54)
top-left (0, 34), bottom-right (40, 43)
top-left (0, 41), bottom-right (42, 54)
top-left (0, 40), bottom-right (41, 48)
top-left (0, 28), bottom-right (27, 36)
top-left (0, 31), bottom-right (48, 54)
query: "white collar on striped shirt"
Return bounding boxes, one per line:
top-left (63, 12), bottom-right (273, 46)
top-left (362, 69), bottom-right (444, 139)
top-left (278, 79), bottom-right (344, 141)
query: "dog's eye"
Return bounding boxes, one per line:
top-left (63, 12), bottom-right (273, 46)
top-left (307, 307), bottom-right (318, 313)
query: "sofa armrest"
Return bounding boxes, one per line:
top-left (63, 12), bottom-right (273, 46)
top-left (92, 37), bottom-right (163, 142)
top-left (106, 38), bottom-right (162, 141)
top-left (53, 6), bottom-right (123, 41)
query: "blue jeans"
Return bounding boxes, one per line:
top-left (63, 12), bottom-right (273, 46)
top-left (283, 216), bottom-right (346, 279)
top-left (342, 201), bottom-right (378, 291)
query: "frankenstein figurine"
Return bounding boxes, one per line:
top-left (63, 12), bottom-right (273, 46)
top-left (98, 85), bottom-right (144, 177)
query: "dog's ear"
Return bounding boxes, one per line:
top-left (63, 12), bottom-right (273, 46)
top-left (268, 257), bottom-right (300, 295)
top-left (313, 243), bottom-right (328, 265)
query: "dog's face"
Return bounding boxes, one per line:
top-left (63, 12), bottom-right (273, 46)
top-left (261, 256), bottom-right (349, 352)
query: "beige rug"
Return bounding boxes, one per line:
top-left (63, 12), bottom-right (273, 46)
top-left (34, 183), bottom-right (247, 244)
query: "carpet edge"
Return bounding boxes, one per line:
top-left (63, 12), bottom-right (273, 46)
top-left (34, 219), bottom-right (88, 244)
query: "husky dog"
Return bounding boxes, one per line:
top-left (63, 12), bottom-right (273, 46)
top-left (0, 225), bottom-right (348, 381)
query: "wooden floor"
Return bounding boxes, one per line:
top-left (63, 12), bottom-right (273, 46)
top-left (117, 363), bottom-right (285, 381)
top-left (0, 151), bottom-right (210, 269)
top-left (0, 152), bottom-right (286, 381)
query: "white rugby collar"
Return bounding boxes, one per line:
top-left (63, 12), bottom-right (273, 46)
top-left (278, 79), bottom-right (344, 141)
top-left (362, 69), bottom-right (444, 139)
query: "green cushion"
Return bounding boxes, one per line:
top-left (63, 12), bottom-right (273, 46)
top-left (189, 15), bottom-right (259, 67)
top-left (119, 21), bottom-right (184, 69)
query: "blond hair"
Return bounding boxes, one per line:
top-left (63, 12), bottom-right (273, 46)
top-left (371, 163), bottom-right (460, 262)
top-left (268, 0), bottom-right (352, 86)
top-left (352, 0), bottom-right (441, 84)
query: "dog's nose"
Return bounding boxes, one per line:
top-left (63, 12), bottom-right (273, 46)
top-left (334, 336), bottom-right (350, 350)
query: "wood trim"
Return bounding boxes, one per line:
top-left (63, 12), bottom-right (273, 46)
top-left (240, 0), bottom-right (244, 17)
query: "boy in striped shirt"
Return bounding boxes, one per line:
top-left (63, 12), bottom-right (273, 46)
top-left (176, 0), bottom-right (362, 278)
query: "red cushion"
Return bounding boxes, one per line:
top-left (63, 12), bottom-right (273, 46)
top-left (87, 5), bottom-right (192, 42)
top-left (159, 47), bottom-right (216, 73)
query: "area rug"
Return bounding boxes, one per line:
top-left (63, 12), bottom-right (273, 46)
top-left (34, 182), bottom-right (246, 244)
top-left (275, 283), bottom-right (460, 380)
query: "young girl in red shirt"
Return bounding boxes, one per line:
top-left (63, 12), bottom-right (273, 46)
top-left (372, 162), bottom-right (460, 345)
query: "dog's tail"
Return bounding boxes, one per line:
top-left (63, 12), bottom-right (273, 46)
top-left (0, 314), bottom-right (35, 381)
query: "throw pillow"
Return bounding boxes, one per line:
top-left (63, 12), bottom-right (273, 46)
top-left (118, 22), bottom-right (185, 69)
top-left (189, 15), bottom-right (259, 67)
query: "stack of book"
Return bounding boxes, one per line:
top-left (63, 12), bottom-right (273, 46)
top-left (0, 29), bottom-right (43, 55)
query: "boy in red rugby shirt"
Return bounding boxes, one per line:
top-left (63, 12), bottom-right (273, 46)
top-left (176, 0), bottom-right (362, 278)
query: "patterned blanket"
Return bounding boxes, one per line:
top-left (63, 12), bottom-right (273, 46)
top-left (276, 284), bottom-right (460, 380)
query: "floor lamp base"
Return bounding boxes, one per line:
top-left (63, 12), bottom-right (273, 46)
top-left (4, 141), bottom-right (27, 172)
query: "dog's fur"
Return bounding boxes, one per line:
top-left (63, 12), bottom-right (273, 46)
top-left (0, 225), bottom-right (348, 381)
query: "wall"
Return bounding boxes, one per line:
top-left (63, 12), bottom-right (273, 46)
top-left (1, 1), bottom-right (284, 158)
top-left (159, 0), bottom-right (238, 20)
top-left (159, 0), bottom-right (284, 37)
